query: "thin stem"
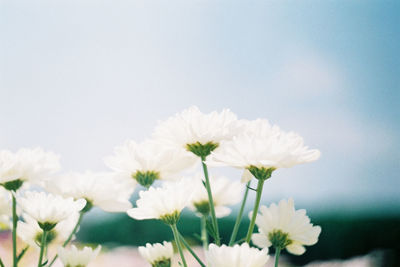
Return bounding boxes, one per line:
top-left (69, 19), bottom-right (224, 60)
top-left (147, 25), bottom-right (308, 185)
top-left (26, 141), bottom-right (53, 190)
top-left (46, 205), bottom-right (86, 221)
top-left (0, 257), bottom-right (4, 267)
top-left (245, 179), bottom-right (265, 243)
top-left (229, 181), bottom-right (251, 246)
top-left (200, 156), bottom-right (220, 245)
top-left (37, 230), bottom-right (48, 267)
top-left (47, 212), bottom-right (84, 267)
top-left (200, 215), bottom-right (209, 250)
top-left (178, 233), bottom-right (206, 267)
top-left (170, 224), bottom-right (187, 267)
top-left (12, 194), bottom-right (17, 267)
top-left (274, 247), bottom-right (281, 267)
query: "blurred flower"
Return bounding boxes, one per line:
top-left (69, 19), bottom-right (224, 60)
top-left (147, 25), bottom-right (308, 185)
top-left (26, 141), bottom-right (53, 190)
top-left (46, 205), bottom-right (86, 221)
top-left (206, 243), bottom-right (269, 267)
top-left (18, 191), bottom-right (86, 230)
top-left (207, 119), bottom-right (320, 181)
top-left (139, 241), bottom-right (173, 267)
top-left (153, 106), bottom-right (239, 158)
top-left (46, 171), bottom-right (134, 212)
top-left (127, 180), bottom-right (193, 225)
top-left (18, 213), bottom-right (78, 249)
top-left (252, 198), bottom-right (321, 255)
top-left (189, 173), bottom-right (243, 217)
top-left (58, 245), bottom-right (101, 267)
top-left (0, 187), bottom-right (11, 228)
top-left (0, 147), bottom-right (60, 191)
top-left (105, 140), bottom-right (195, 188)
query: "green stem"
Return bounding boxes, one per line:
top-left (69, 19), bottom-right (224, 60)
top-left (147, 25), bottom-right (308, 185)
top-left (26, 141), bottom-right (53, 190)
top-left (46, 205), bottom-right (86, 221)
top-left (245, 179), bottom-right (265, 243)
top-left (170, 224), bottom-right (187, 267)
top-left (37, 230), bottom-right (48, 267)
top-left (274, 247), bottom-right (281, 267)
top-left (178, 233), bottom-right (206, 267)
top-left (200, 215), bottom-right (209, 250)
top-left (229, 181), bottom-right (250, 246)
top-left (47, 212), bottom-right (84, 267)
top-left (200, 156), bottom-right (220, 245)
top-left (12, 194), bottom-right (17, 267)
top-left (0, 257), bottom-right (5, 267)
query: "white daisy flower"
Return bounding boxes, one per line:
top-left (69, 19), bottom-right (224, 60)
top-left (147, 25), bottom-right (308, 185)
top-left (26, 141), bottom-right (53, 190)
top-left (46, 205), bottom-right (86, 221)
top-left (207, 119), bottom-right (320, 181)
top-left (46, 171), bottom-right (134, 212)
top-left (206, 243), bottom-right (269, 267)
top-left (153, 106), bottom-right (239, 158)
top-left (18, 191), bottom-right (86, 230)
top-left (0, 187), bottom-right (12, 228)
top-left (139, 241), bottom-right (174, 267)
top-left (58, 245), bottom-right (101, 267)
top-left (105, 140), bottom-right (195, 188)
top-left (127, 179), bottom-right (193, 225)
top-left (190, 173), bottom-right (243, 218)
top-left (0, 147), bottom-right (60, 191)
top-left (252, 198), bottom-right (321, 255)
top-left (17, 213), bottom-right (79, 249)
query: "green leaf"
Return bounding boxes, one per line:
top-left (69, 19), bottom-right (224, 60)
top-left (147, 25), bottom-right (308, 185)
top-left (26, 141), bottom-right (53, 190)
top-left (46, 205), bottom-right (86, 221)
top-left (206, 218), bottom-right (217, 240)
top-left (17, 246), bottom-right (29, 263)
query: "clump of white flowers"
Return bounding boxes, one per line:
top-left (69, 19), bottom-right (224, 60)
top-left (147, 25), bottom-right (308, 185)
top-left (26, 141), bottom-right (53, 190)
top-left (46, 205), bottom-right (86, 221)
top-left (206, 243), bottom-right (269, 267)
top-left (0, 106), bottom-right (322, 267)
top-left (139, 241), bottom-right (174, 267)
top-left (252, 198), bottom-right (321, 255)
top-left (58, 245), bottom-right (101, 267)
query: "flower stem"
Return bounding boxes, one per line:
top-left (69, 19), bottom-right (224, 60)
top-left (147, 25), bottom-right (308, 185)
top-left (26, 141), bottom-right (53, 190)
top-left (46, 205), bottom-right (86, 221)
top-left (47, 212), bottom-right (85, 267)
top-left (200, 215), bottom-right (209, 250)
top-left (37, 230), bottom-right (48, 267)
top-left (12, 194), bottom-right (18, 267)
top-left (245, 179), bottom-right (265, 243)
top-left (229, 181), bottom-right (250, 246)
top-left (170, 224), bottom-right (187, 267)
top-left (274, 247), bottom-right (281, 267)
top-left (200, 155), bottom-right (220, 245)
top-left (178, 232), bottom-right (206, 267)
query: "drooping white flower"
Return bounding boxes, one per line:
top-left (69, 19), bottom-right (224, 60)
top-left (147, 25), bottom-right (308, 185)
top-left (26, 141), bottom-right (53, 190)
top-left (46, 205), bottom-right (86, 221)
top-left (189, 173), bottom-right (243, 218)
top-left (252, 198), bottom-right (321, 255)
top-left (127, 179), bottom-right (193, 225)
top-left (105, 140), bottom-right (195, 187)
top-left (58, 245), bottom-right (101, 267)
top-left (153, 106), bottom-right (239, 158)
top-left (0, 148), bottom-right (60, 190)
top-left (139, 241), bottom-right (174, 266)
top-left (0, 187), bottom-right (12, 228)
top-left (18, 213), bottom-right (78, 249)
top-left (46, 171), bottom-right (134, 212)
top-left (207, 119), bottom-right (320, 181)
top-left (18, 191), bottom-right (86, 230)
top-left (206, 243), bottom-right (269, 267)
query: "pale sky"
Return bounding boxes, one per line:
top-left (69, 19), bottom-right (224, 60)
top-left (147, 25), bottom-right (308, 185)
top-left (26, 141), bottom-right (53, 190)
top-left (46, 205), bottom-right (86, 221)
top-left (1, 0), bottom-right (399, 215)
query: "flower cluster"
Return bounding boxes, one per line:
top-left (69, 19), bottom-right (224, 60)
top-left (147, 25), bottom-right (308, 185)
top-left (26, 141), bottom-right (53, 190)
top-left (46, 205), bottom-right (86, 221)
top-left (0, 106), bottom-right (321, 267)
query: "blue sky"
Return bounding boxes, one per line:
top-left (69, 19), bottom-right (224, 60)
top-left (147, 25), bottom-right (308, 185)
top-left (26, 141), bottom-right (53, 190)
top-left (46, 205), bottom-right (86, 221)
top-left (1, 0), bottom-right (399, 215)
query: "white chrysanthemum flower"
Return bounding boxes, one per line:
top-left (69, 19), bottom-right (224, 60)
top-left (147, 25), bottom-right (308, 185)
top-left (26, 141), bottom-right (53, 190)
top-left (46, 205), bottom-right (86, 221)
top-left (18, 213), bottom-right (78, 249)
top-left (153, 106), bottom-right (239, 158)
top-left (206, 243), bottom-right (269, 267)
top-left (105, 140), bottom-right (195, 188)
top-left (18, 191), bottom-right (86, 230)
top-left (0, 148), bottom-right (60, 191)
top-left (58, 245), bottom-right (101, 267)
top-left (189, 173), bottom-right (243, 218)
top-left (139, 241), bottom-right (174, 267)
top-left (127, 179), bottom-right (193, 225)
top-left (207, 119), bottom-right (320, 182)
top-left (252, 198), bottom-right (321, 255)
top-left (46, 171), bottom-right (134, 212)
top-left (0, 187), bottom-right (12, 228)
